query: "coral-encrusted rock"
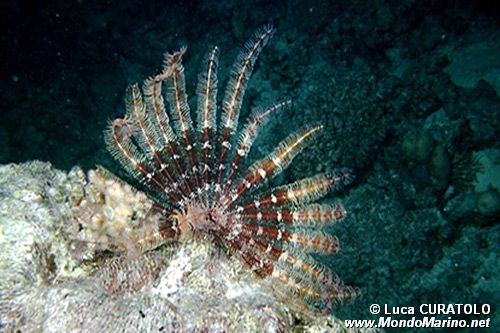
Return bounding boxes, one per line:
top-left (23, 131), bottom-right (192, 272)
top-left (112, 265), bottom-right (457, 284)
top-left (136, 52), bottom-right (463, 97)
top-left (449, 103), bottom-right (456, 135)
top-left (0, 162), bottom-right (374, 333)
top-left (70, 167), bottom-right (165, 259)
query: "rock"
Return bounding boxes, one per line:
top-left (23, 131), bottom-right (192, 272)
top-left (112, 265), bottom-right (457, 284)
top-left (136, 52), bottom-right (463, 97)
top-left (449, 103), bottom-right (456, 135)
top-left (0, 162), bottom-right (370, 333)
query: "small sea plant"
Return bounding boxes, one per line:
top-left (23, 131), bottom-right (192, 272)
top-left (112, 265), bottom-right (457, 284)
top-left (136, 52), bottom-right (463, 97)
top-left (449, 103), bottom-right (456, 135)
top-left (105, 25), bottom-right (358, 313)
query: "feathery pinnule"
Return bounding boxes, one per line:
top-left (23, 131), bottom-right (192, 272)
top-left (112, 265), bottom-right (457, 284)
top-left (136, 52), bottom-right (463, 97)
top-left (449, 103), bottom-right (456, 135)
top-left (105, 25), bottom-right (359, 313)
top-left (223, 124), bottom-right (323, 207)
top-left (222, 99), bottom-right (292, 196)
top-left (196, 46), bottom-right (219, 205)
top-left (215, 25), bottom-right (275, 197)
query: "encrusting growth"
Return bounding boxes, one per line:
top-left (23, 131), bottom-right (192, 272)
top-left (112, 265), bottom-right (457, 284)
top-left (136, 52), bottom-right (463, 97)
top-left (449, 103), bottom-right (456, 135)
top-left (105, 25), bottom-right (359, 313)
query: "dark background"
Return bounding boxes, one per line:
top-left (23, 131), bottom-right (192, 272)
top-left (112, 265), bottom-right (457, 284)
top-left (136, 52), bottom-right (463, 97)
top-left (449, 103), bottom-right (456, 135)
top-left (1, 0), bottom-right (498, 327)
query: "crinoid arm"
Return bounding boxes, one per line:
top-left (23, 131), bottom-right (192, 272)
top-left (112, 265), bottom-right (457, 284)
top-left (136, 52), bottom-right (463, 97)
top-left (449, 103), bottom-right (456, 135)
top-left (105, 25), bottom-right (359, 315)
top-left (224, 164), bottom-right (357, 312)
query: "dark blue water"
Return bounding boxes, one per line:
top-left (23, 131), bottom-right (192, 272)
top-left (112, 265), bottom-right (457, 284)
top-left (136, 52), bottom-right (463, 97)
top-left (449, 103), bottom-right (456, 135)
top-left (1, 1), bottom-right (498, 331)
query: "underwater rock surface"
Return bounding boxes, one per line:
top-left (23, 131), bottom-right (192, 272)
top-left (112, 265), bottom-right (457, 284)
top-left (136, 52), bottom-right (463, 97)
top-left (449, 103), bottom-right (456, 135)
top-left (0, 161), bottom-right (375, 333)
